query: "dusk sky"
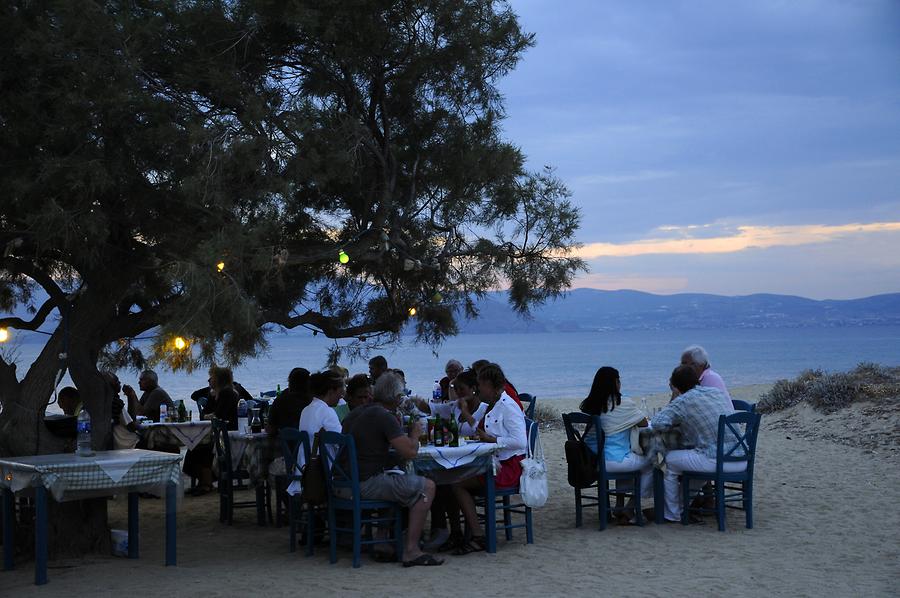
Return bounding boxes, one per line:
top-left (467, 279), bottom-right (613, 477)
top-left (500, 0), bottom-right (900, 299)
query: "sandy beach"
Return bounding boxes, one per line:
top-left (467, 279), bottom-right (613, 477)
top-left (5, 384), bottom-right (899, 597)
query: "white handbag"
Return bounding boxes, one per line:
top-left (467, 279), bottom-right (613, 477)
top-left (519, 420), bottom-right (549, 507)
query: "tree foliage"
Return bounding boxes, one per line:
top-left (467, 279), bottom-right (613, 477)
top-left (0, 0), bottom-right (584, 457)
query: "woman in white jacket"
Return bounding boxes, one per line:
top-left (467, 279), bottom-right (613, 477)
top-left (452, 363), bottom-right (527, 554)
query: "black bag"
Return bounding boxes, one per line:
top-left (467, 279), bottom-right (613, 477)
top-left (565, 422), bottom-right (597, 489)
top-left (301, 428), bottom-right (328, 505)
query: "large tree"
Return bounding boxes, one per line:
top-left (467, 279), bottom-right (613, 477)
top-left (0, 0), bottom-right (582, 554)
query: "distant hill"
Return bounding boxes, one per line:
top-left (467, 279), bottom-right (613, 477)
top-left (454, 289), bottom-right (900, 333)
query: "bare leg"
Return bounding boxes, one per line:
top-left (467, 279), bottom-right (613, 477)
top-left (452, 476), bottom-right (483, 535)
top-left (404, 478), bottom-right (436, 561)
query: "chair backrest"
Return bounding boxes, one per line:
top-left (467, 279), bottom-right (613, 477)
top-left (561, 411), bottom-right (590, 442)
top-left (319, 431), bottom-right (360, 501)
top-left (519, 393), bottom-right (537, 420)
top-left (279, 427), bottom-right (309, 481)
top-left (716, 411), bottom-right (761, 474)
top-left (211, 417), bottom-right (233, 475)
top-left (731, 399), bottom-right (756, 413)
top-left (561, 412), bottom-right (609, 477)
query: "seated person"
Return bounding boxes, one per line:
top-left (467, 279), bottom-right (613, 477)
top-left (439, 359), bottom-right (464, 401)
top-left (123, 370), bottom-right (174, 422)
top-left (472, 359), bottom-right (524, 411)
top-left (102, 372), bottom-right (140, 450)
top-left (345, 374), bottom-right (373, 411)
top-left (340, 371), bottom-right (443, 567)
top-left (292, 371), bottom-right (344, 479)
top-left (183, 366), bottom-right (240, 495)
top-left (580, 366), bottom-right (650, 523)
top-left (424, 369), bottom-right (487, 552)
top-left (644, 365), bottom-right (740, 522)
top-left (452, 363), bottom-right (526, 555)
top-left (57, 386), bottom-right (80, 416)
top-left (191, 379), bottom-right (253, 416)
top-left (266, 367), bottom-right (312, 436)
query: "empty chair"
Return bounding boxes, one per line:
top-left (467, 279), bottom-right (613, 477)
top-left (518, 393), bottom-right (537, 420)
top-left (731, 399), bottom-right (756, 413)
top-left (562, 412), bottom-right (644, 530)
top-left (319, 431), bottom-right (404, 568)
top-left (681, 411), bottom-right (761, 531)
top-left (211, 418), bottom-right (266, 525)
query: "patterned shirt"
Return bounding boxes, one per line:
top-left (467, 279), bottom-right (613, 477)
top-left (651, 386), bottom-right (738, 459)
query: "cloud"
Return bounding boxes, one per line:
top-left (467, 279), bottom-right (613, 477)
top-left (576, 221), bottom-right (900, 259)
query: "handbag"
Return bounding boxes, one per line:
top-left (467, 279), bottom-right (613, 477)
top-left (564, 420), bottom-right (597, 488)
top-left (301, 428), bottom-right (327, 505)
top-left (519, 420), bottom-right (549, 508)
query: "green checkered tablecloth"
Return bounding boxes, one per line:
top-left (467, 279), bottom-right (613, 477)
top-left (0, 449), bottom-right (182, 502)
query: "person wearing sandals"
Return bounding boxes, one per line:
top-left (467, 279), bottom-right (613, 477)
top-left (451, 363), bottom-right (527, 555)
top-left (580, 366), bottom-right (651, 524)
top-left (421, 369), bottom-right (488, 552)
top-left (340, 371), bottom-right (444, 567)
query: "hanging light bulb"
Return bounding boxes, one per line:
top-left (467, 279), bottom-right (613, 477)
top-left (0, 328), bottom-right (9, 343)
top-left (216, 261), bottom-right (226, 273)
top-left (432, 291), bottom-right (443, 303)
top-left (173, 336), bottom-right (188, 351)
top-left (338, 250), bottom-right (350, 264)
top-left (408, 307), bottom-right (417, 317)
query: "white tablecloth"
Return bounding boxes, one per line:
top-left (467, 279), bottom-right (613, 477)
top-left (415, 442), bottom-right (497, 470)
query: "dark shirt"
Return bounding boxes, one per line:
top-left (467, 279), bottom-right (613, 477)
top-left (191, 383), bottom-right (253, 415)
top-left (267, 390), bottom-right (311, 435)
top-left (209, 387), bottom-right (240, 431)
top-left (341, 403), bottom-right (403, 481)
top-left (139, 387), bottom-right (175, 422)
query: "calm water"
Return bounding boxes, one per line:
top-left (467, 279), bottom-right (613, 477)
top-left (9, 326), bottom-right (900, 411)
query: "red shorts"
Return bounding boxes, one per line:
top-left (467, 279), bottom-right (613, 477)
top-left (481, 454), bottom-right (525, 489)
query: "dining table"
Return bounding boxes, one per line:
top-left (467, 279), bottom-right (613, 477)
top-left (1, 449), bottom-right (182, 585)
top-left (138, 420), bottom-right (212, 451)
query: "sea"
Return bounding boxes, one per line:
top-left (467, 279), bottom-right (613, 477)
top-left (7, 325), bottom-right (900, 413)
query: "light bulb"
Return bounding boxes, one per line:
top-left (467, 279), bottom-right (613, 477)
top-left (0, 328), bottom-right (8, 343)
top-left (173, 336), bottom-right (187, 350)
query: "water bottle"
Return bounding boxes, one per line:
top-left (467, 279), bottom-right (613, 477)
top-left (159, 403), bottom-right (168, 423)
top-left (432, 380), bottom-right (442, 402)
top-left (76, 407), bottom-right (94, 456)
top-left (640, 397), bottom-right (649, 418)
top-left (237, 398), bottom-right (248, 433)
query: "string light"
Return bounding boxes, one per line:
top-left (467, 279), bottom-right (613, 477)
top-left (408, 307), bottom-right (417, 317)
top-left (173, 336), bottom-right (188, 351)
top-left (338, 250), bottom-right (350, 264)
top-left (0, 328), bottom-right (8, 343)
top-left (216, 261), bottom-right (226, 272)
top-left (432, 292), bottom-right (443, 303)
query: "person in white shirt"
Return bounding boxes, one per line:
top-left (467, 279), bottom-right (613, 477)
top-left (451, 363), bottom-right (527, 555)
top-left (287, 371), bottom-right (344, 496)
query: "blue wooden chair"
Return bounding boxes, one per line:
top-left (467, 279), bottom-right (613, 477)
top-left (681, 411), bottom-right (761, 531)
top-left (211, 418), bottom-right (266, 525)
top-left (319, 431), bottom-right (404, 568)
top-left (279, 428), bottom-right (320, 555)
top-left (561, 412), bottom-right (644, 530)
top-left (519, 393), bottom-right (537, 420)
top-left (731, 399), bottom-right (756, 413)
top-left (474, 417), bottom-right (537, 546)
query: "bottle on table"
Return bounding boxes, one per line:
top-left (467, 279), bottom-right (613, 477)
top-left (76, 407), bottom-right (94, 457)
top-left (250, 408), bottom-right (262, 434)
top-left (237, 398), bottom-right (248, 433)
top-left (177, 400), bottom-right (187, 423)
top-left (417, 415), bottom-right (429, 445)
top-left (448, 415), bottom-right (459, 447)
top-left (159, 403), bottom-right (168, 423)
top-left (432, 380), bottom-right (442, 402)
top-left (433, 415), bottom-right (444, 447)
top-left (640, 397), bottom-right (649, 418)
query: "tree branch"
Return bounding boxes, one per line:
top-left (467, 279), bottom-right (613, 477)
top-left (0, 298), bottom-right (58, 331)
top-left (261, 309), bottom-right (403, 339)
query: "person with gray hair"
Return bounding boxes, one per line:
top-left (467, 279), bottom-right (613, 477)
top-left (340, 371), bottom-right (443, 567)
top-left (680, 345), bottom-right (730, 400)
top-left (123, 369), bottom-right (174, 422)
top-left (439, 359), bottom-right (465, 402)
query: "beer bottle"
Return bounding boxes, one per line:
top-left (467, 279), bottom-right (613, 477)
top-left (434, 415), bottom-right (444, 447)
top-left (448, 415), bottom-right (459, 447)
top-left (177, 400), bottom-right (187, 423)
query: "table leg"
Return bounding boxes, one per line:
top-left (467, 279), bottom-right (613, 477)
top-left (653, 468), bottom-right (664, 525)
top-left (484, 473), bottom-right (497, 554)
top-left (34, 486), bottom-right (48, 585)
top-left (165, 483), bottom-right (176, 566)
top-left (128, 492), bottom-right (139, 559)
top-left (255, 484), bottom-right (266, 526)
top-left (2, 489), bottom-right (13, 571)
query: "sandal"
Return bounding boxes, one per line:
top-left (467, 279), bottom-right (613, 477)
top-left (402, 553), bottom-right (444, 567)
top-left (452, 535), bottom-right (486, 556)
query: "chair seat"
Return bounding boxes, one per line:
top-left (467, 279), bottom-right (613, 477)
top-left (682, 467), bottom-right (749, 483)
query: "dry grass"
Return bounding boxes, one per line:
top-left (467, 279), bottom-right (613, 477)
top-left (757, 362), bottom-right (900, 414)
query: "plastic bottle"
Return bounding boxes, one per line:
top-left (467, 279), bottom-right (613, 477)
top-left (159, 404), bottom-right (168, 423)
top-left (76, 407), bottom-right (94, 456)
top-left (432, 380), bottom-right (442, 402)
top-left (640, 397), bottom-right (649, 418)
top-left (237, 398), bottom-right (248, 433)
